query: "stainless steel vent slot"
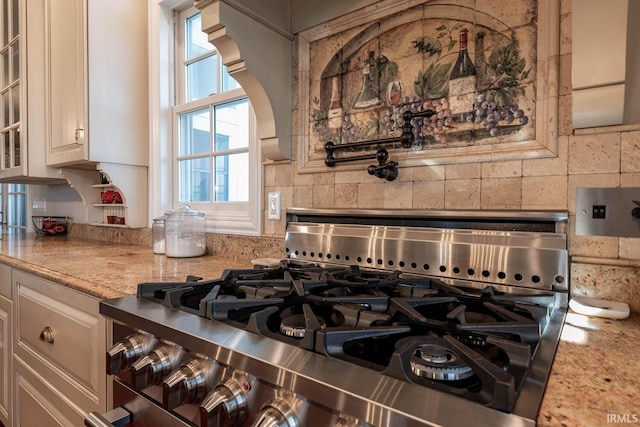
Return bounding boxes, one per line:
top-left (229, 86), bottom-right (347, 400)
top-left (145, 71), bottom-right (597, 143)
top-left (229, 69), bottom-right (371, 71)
top-left (285, 222), bottom-right (568, 291)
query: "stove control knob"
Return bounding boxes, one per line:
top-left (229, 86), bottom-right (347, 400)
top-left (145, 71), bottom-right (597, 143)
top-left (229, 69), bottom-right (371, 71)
top-left (199, 379), bottom-right (248, 427)
top-left (250, 400), bottom-right (299, 427)
top-left (162, 359), bottom-right (218, 411)
top-left (130, 345), bottom-right (184, 391)
top-left (106, 334), bottom-right (157, 375)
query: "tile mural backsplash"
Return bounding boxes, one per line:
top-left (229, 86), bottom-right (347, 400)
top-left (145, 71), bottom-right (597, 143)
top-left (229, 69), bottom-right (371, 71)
top-left (298, 0), bottom-right (560, 174)
top-left (314, 13), bottom-right (535, 148)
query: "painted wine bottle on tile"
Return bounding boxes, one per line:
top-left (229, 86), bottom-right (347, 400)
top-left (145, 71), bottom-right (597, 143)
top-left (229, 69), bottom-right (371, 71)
top-left (353, 51), bottom-right (381, 110)
top-left (448, 28), bottom-right (476, 123)
top-left (328, 76), bottom-right (343, 134)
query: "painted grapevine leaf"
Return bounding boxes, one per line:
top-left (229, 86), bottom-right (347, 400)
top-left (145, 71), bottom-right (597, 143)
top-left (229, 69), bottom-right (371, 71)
top-left (412, 36), bottom-right (442, 57)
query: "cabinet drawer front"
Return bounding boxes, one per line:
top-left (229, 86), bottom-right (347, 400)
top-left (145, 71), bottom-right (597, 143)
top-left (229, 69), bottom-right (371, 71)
top-left (16, 358), bottom-right (84, 427)
top-left (15, 271), bottom-right (102, 391)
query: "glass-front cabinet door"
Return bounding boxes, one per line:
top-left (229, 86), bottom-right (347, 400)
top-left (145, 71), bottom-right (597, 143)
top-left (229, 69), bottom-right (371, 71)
top-left (0, 0), bottom-right (22, 176)
top-left (0, 0), bottom-right (60, 182)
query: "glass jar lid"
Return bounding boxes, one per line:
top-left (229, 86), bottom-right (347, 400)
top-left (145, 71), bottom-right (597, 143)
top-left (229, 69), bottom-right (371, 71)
top-left (165, 205), bottom-right (205, 218)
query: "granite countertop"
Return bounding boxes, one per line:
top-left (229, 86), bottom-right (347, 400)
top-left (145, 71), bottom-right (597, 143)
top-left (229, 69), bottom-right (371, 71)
top-left (538, 312), bottom-right (640, 427)
top-left (1, 233), bottom-right (638, 426)
top-left (0, 234), bottom-right (253, 299)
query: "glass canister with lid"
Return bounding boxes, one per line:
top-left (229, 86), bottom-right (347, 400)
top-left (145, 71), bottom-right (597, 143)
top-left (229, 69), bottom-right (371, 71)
top-left (164, 205), bottom-right (206, 257)
top-left (152, 215), bottom-right (166, 254)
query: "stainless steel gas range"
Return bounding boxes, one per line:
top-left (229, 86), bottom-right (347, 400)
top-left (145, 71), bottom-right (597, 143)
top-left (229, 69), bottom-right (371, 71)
top-left (86, 208), bottom-right (569, 427)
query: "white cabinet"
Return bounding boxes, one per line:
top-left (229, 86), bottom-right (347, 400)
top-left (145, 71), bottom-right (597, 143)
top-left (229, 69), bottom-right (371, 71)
top-left (572, 0), bottom-right (640, 128)
top-left (0, 0), bottom-right (64, 183)
top-left (45, 0), bottom-right (148, 168)
top-left (12, 269), bottom-right (107, 426)
top-left (0, 264), bottom-right (11, 427)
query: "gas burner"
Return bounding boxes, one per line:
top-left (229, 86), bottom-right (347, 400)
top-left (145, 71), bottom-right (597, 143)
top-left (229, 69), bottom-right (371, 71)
top-left (325, 266), bottom-right (401, 288)
top-left (410, 343), bottom-right (474, 381)
top-left (280, 314), bottom-right (326, 338)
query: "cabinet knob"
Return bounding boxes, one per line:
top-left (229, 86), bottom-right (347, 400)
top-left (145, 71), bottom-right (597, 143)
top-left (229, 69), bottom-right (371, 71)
top-left (39, 326), bottom-right (55, 343)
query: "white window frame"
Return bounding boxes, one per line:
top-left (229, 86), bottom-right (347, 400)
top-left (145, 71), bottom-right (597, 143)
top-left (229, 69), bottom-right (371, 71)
top-left (149, 0), bottom-right (262, 236)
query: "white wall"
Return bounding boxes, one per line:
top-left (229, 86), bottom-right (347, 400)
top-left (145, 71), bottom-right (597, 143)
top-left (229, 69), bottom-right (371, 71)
top-left (29, 184), bottom-right (86, 229)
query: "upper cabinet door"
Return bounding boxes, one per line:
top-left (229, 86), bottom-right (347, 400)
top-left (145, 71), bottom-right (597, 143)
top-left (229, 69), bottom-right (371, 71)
top-left (46, 0), bottom-right (86, 166)
top-left (572, 0), bottom-right (640, 128)
top-left (45, 0), bottom-right (148, 168)
top-left (0, 0), bottom-right (23, 178)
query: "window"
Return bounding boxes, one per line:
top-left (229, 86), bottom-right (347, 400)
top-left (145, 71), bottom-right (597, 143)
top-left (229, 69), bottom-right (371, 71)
top-left (0, 183), bottom-right (26, 232)
top-left (150, 2), bottom-right (261, 235)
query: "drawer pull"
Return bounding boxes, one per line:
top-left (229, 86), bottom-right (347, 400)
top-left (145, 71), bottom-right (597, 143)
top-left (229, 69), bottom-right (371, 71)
top-left (39, 326), bottom-right (55, 343)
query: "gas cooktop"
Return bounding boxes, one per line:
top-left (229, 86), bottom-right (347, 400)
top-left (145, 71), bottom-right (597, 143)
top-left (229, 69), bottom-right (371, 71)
top-left (137, 260), bottom-right (553, 412)
top-left (94, 209), bottom-right (569, 427)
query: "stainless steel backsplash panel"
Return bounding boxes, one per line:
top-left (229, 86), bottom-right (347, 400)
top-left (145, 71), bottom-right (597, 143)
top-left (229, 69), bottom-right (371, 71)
top-left (285, 209), bottom-right (569, 292)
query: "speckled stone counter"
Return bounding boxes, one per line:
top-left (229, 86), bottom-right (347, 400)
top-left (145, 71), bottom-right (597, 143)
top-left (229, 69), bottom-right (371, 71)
top-left (1, 233), bottom-right (639, 426)
top-left (538, 312), bottom-right (640, 427)
top-left (0, 233), bottom-right (252, 299)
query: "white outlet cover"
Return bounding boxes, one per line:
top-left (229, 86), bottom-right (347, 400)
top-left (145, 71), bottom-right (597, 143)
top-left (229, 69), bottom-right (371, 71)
top-left (268, 192), bottom-right (281, 220)
top-left (32, 197), bottom-right (47, 210)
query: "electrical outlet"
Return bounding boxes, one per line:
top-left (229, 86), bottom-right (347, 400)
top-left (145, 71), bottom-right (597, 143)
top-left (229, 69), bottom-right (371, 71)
top-left (32, 197), bottom-right (46, 210)
top-left (576, 187), bottom-right (640, 237)
top-left (268, 192), bottom-right (281, 220)
top-left (592, 205), bottom-right (606, 219)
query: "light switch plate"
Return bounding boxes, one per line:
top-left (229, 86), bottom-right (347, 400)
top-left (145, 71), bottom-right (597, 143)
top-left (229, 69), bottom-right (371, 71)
top-left (575, 187), bottom-right (640, 237)
top-left (268, 192), bottom-right (281, 220)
